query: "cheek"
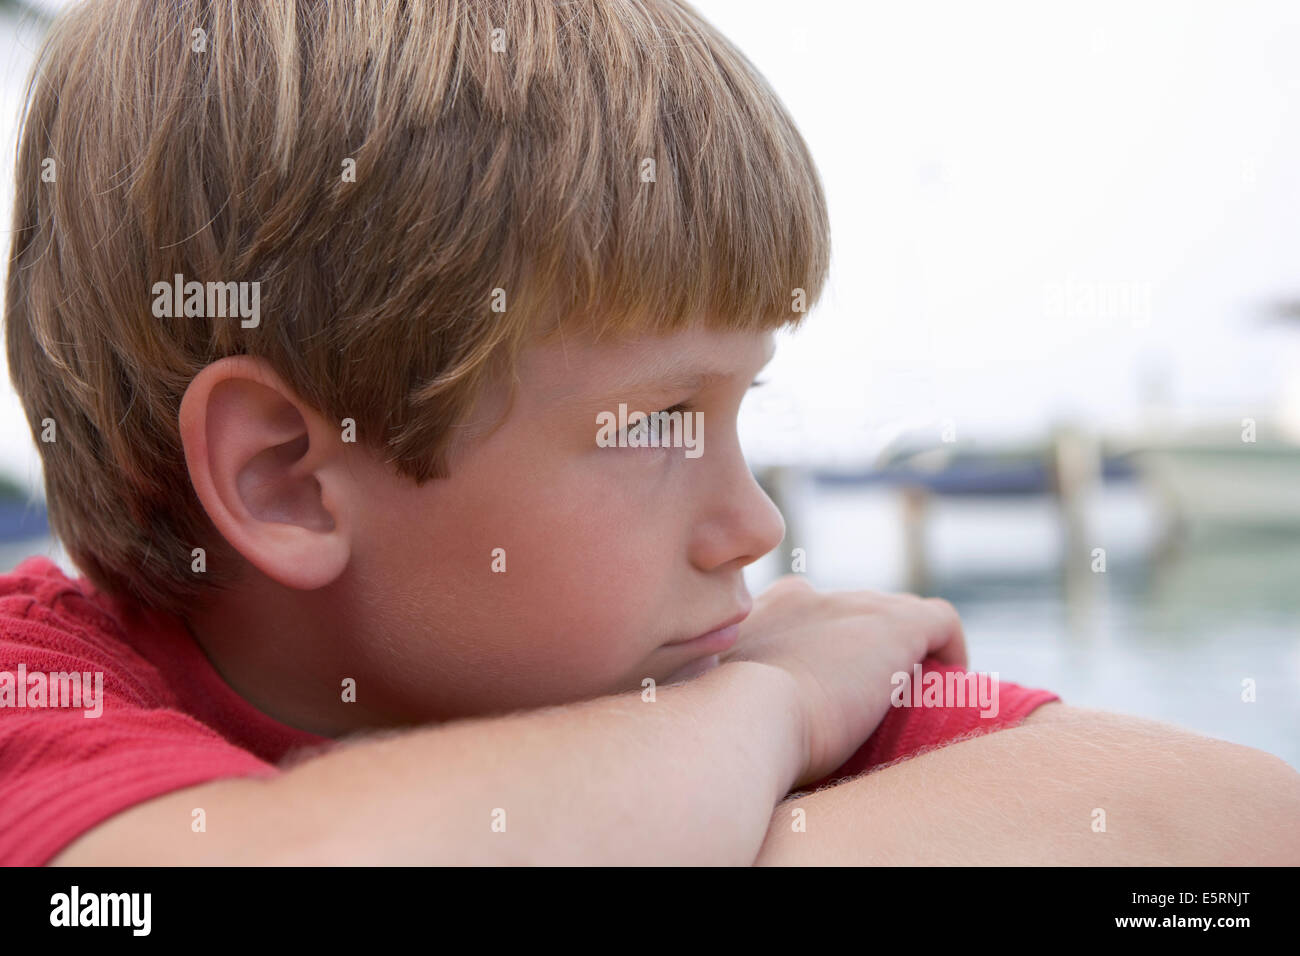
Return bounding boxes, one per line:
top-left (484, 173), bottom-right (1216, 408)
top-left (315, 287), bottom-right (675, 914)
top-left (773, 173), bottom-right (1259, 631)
top-left (485, 485), bottom-right (668, 624)
top-left (481, 474), bottom-right (686, 667)
top-left (365, 444), bottom-right (688, 699)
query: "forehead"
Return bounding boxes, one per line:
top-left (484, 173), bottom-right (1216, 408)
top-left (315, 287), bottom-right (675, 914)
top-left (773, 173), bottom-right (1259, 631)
top-left (523, 327), bottom-right (775, 403)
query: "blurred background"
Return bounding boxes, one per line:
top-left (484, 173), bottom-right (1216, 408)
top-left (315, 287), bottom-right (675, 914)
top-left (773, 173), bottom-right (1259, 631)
top-left (2, 1), bottom-right (1297, 766)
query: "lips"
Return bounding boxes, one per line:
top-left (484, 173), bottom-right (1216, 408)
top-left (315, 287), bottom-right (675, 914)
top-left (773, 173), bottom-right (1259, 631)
top-left (665, 606), bottom-right (751, 647)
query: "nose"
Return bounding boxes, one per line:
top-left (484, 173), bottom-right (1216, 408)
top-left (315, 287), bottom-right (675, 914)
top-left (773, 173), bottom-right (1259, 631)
top-left (687, 443), bottom-right (786, 573)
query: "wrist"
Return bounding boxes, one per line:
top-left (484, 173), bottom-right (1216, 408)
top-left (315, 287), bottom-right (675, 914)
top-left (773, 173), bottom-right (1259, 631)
top-left (713, 659), bottom-right (808, 799)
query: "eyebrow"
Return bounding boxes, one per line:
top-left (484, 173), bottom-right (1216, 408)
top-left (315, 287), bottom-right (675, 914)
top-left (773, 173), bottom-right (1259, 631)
top-left (609, 367), bottom-right (733, 396)
top-left (601, 340), bottom-right (777, 398)
top-left (545, 340), bottom-right (776, 411)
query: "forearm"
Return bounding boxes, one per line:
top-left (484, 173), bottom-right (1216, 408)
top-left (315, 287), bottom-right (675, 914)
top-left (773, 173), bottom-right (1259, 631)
top-left (271, 659), bottom-right (803, 865)
top-left (755, 707), bottom-right (1300, 865)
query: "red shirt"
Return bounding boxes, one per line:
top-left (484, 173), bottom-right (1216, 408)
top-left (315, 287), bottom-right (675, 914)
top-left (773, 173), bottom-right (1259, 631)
top-left (802, 660), bottom-right (1061, 792)
top-left (1, 556), bottom-right (1059, 864)
top-left (0, 556), bottom-right (331, 866)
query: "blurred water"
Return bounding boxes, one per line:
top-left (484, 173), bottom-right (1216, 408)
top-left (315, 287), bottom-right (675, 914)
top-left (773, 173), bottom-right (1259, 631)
top-left (746, 481), bottom-right (1300, 769)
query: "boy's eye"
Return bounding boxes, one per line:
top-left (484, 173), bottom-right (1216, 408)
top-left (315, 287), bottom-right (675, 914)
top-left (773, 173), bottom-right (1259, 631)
top-left (625, 403), bottom-right (692, 442)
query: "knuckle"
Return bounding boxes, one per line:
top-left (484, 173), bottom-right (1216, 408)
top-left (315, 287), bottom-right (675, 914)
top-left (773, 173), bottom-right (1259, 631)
top-left (873, 590), bottom-right (926, 614)
top-left (770, 574), bottom-right (814, 594)
top-left (923, 596), bottom-right (960, 620)
top-left (835, 587), bottom-right (885, 606)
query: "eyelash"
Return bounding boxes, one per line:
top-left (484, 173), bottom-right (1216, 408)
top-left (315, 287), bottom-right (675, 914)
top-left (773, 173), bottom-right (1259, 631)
top-left (623, 402), bottom-right (693, 442)
top-left (632, 380), bottom-right (760, 424)
top-left (617, 380), bottom-right (763, 444)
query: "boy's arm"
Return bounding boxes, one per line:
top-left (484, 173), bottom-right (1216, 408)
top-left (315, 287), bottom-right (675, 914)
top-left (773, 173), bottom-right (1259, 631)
top-left (754, 705), bottom-right (1300, 865)
top-left (50, 660), bottom-right (803, 866)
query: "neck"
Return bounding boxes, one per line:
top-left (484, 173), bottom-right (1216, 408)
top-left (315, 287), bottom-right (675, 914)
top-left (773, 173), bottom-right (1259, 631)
top-left (185, 570), bottom-right (393, 738)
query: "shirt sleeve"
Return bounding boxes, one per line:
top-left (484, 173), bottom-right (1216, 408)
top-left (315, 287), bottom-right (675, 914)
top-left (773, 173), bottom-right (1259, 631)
top-left (0, 602), bottom-right (283, 866)
top-left (801, 657), bottom-right (1061, 792)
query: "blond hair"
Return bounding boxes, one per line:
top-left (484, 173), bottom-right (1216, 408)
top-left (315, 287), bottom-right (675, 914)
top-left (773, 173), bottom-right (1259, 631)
top-left (4, 0), bottom-right (830, 619)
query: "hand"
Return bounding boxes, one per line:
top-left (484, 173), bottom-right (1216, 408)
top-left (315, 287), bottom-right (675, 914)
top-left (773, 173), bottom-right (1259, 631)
top-left (720, 575), bottom-right (967, 788)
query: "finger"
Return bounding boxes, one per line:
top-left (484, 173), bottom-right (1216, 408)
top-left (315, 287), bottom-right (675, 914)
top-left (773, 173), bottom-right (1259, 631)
top-left (922, 598), bottom-right (968, 669)
top-left (934, 624), bottom-right (968, 669)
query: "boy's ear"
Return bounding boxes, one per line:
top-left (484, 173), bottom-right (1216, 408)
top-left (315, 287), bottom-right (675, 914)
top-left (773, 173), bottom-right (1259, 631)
top-left (178, 356), bottom-right (354, 590)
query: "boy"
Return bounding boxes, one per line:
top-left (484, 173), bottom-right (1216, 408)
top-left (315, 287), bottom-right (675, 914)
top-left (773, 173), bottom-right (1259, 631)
top-left (2, 0), bottom-right (1297, 866)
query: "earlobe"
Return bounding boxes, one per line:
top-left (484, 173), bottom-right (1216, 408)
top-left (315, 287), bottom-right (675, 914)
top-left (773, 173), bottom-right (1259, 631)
top-left (178, 357), bottom-right (353, 591)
